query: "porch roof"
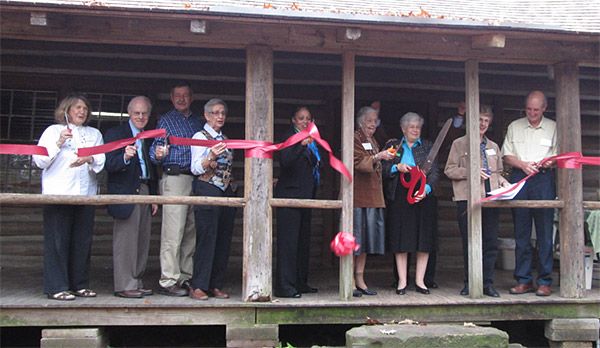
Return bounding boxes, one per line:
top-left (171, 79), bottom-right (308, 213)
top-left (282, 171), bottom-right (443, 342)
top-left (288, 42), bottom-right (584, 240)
top-left (3, 0), bottom-right (600, 34)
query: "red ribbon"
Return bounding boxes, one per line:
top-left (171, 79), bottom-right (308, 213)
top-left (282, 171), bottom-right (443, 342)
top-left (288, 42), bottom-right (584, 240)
top-left (330, 232), bottom-right (360, 256)
top-left (400, 166), bottom-right (426, 204)
top-left (76, 129), bottom-right (166, 157)
top-left (0, 144), bottom-right (48, 156)
top-left (482, 152), bottom-right (600, 202)
top-left (0, 123), bottom-right (352, 181)
top-left (170, 122), bottom-right (352, 182)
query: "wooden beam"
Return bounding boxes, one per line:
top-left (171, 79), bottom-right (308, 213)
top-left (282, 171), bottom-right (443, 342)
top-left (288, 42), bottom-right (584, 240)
top-left (555, 61), bottom-right (585, 298)
top-left (270, 198), bottom-right (342, 209)
top-left (1, 9), bottom-right (598, 65)
top-left (471, 34), bottom-right (506, 49)
top-left (339, 51), bottom-right (355, 301)
top-left (0, 193), bottom-right (245, 207)
top-left (465, 59), bottom-right (483, 299)
top-left (242, 45), bottom-right (274, 302)
top-left (583, 201), bottom-right (600, 210)
top-left (481, 200), bottom-right (564, 209)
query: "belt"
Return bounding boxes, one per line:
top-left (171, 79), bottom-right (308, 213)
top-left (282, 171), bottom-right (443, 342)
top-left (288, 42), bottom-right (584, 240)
top-left (139, 178), bottom-right (151, 185)
top-left (163, 164), bottom-right (193, 176)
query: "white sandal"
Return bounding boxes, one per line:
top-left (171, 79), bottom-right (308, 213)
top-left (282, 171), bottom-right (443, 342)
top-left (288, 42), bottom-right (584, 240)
top-left (72, 288), bottom-right (97, 297)
top-left (48, 291), bottom-right (75, 301)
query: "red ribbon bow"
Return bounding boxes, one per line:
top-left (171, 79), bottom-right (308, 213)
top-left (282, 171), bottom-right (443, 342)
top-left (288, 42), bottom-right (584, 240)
top-left (330, 232), bottom-right (359, 257)
top-left (400, 166), bottom-right (426, 204)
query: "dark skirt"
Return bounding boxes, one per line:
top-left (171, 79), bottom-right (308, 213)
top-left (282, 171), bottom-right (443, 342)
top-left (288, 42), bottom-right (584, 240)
top-left (386, 184), bottom-right (437, 253)
top-left (353, 207), bottom-right (385, 255)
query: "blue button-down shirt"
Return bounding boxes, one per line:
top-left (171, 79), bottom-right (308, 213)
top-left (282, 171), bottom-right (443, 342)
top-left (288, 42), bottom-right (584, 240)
top-left (149, 109), bottom-right (203, 169)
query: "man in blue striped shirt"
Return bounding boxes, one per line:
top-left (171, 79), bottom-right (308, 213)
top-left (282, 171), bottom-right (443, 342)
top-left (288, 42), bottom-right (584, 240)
top-left (150, 81), bottom-right (203, 296)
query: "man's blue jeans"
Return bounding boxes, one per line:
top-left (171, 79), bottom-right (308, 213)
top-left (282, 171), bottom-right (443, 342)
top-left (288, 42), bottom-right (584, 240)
top-left (511, 169), bottom-right (556, 286)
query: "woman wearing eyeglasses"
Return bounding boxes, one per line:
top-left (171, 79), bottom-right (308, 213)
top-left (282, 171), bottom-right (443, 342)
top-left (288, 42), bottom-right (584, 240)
top-left (33, 94), bottom-right (105, 301)
top-left (189, 98), bottom-right (235, 301)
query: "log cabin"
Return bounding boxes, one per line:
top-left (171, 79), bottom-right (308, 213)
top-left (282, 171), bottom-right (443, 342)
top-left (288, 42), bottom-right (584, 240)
top-left (0, 0), bottom-right (599, 346)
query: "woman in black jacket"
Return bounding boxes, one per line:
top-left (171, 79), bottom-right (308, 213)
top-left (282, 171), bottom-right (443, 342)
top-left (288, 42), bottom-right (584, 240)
top-left (274, 107), bottom-right (321, 298)
top-left (382, 112), bottom-right (439, 295)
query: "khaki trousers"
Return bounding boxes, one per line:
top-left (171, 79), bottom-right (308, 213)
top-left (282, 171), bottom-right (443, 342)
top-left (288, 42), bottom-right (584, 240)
top-left (158, 174), bottom-right (196, 288)
top-left (113, 184), bottom-right (152, 292)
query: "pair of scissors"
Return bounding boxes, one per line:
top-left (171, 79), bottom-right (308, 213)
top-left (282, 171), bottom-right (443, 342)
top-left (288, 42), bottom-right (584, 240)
top-left (400, 166), bottom-right (426, 205)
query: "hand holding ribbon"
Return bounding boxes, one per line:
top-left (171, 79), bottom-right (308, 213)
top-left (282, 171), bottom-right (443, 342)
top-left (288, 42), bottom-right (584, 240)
top-left (482, 152), bottom-right (600, 202)
top-left (77, 129), bottom-right (167, 157)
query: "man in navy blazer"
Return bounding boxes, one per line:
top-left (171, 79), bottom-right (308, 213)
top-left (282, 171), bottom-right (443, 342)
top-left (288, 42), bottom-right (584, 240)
top-left (104, 96), bottom-right (158, 299)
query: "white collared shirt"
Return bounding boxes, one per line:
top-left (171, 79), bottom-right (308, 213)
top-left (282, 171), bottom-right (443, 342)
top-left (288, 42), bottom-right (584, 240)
top-left (191, 123), bottom-right (223, 176)
top-left (502, 116), bottom-right (557, 162)
top-left (33, 123), bottom-right (105, 195)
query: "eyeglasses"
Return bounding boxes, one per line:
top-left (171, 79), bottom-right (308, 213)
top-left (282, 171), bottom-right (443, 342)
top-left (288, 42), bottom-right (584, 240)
top-left (131, 112), bottom-right (150, 118)
top-left (210, 111), bottom-right (227, 116)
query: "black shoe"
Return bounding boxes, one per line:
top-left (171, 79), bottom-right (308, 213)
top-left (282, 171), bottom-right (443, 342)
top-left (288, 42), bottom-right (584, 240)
top-left (275, 292), bottom-right (301, 298)
top-left (352, 289), bottom-right (363, 297)
top-left (356, 287), bottom-right (377, 296)
top-left (157, 284), bottom-right (188, 297)
top-left (298, 285), bottom-right (318, 294)
top-left (483, 286), bottom-right (500, 297)
top-left (425, 280), bottom-right (438, 289)
top-left (396, 286), bottom-right (407, 295)
top-left (415, 285), bottom-right (430, 295)
top-left (460, 285), bottom-right (469, 296)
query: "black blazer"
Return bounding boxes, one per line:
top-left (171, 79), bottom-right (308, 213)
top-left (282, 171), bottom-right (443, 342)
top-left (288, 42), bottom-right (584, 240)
top-left (274, 127), bottom-right (320, 200)
top-left (104, 122), bottom-right (158, 219)
top-left (381, 137), bottom-right (439, 202)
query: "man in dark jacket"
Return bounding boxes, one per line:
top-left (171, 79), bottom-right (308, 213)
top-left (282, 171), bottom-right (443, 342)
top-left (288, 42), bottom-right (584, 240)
top-left (104, 96), bottom-right (158, 298)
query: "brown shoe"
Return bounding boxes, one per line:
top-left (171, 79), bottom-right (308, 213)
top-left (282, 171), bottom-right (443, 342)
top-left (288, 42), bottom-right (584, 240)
top-left (536, 285), bottom-right (552, 296)
top-left (190, 288), bottom-right (209, 301)
top-left (210, 288), bottom-right (230, 299)
top-left (138, 288), bottom-right (153, 296)
top-left (509, 283), bottom-right (535, 295)
top-left (114, 290), bottom-right (144, 299)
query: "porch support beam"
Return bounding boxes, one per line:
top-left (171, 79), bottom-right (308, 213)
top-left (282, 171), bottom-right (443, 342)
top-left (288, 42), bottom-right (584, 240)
top-left (465, 59), bottom-right (483, 298)
top-left (242, 45), bottom-right (274, 302)
top-left (554, 61), bottom-right (585, 298)
top-left (339, 51), bottom-right (355, 301)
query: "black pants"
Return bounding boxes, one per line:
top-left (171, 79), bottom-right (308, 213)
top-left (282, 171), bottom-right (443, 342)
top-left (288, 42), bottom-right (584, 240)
top-left (456, 200), bottom-right (499, 287)
top-left (275, 207), bottom-right (312, 296)
top-left (43, 204), bottom-right (95, 294)
top-left (191, 181), bottom-right (236, 290)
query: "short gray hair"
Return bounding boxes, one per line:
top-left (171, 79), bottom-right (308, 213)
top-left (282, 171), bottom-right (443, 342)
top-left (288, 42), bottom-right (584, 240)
top-left (400, 112), bottom-right (424, 129)
top-left (356, 106), bottom-right (377, 127)
top-left (480, 104), bottom-right (493, 118)
top-left (127, 96), bottom-right (152, 114)
top-left (204, 98), bottom-right (228, 114)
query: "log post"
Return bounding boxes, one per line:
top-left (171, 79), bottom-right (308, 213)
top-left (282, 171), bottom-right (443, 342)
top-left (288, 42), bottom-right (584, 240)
top-left (465, 59), bottom-right (483, 298)
top-left (242, 45), bottom-right (274, 302)
top-left (339, 51), bottom-right (355, 300)
top-left (554, 61), bottom-right (585, 298)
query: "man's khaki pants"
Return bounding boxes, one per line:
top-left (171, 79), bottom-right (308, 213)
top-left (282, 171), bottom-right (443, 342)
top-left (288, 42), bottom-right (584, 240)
top-left (158, 174), bottom-right (196, 288)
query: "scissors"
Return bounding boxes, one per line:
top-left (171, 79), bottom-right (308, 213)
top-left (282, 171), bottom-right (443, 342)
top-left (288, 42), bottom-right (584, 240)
top-left (400, 166), bottom-right (426, 205)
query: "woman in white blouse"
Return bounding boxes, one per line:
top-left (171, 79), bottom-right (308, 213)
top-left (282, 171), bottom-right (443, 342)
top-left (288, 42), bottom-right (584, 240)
top-left (33, 95), bottom-right (105, 301)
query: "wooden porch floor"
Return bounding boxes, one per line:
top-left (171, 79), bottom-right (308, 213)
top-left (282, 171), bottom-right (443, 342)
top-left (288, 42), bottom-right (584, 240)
top-left (1, 262), bottom-right (599, 327)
